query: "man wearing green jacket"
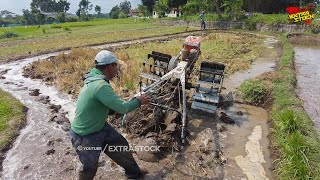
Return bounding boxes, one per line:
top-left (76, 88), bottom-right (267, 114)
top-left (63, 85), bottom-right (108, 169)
top-left (200, 11), bottom-right (206, 30)
top-left (69, 50), bottom-right (150, 180)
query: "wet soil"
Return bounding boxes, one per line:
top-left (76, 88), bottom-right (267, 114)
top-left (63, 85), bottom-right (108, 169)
top-left (0, 33), bottom-right (279, 179)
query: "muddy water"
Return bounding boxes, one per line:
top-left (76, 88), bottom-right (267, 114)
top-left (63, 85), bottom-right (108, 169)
top-left (0, 54), bottom-right (78, 179)
top-left (294, 46), bottom-right (320, 131)
top-left (221, 104), bottom-right (273, 180)
top-left (224, 36), bottom-right (278, 92)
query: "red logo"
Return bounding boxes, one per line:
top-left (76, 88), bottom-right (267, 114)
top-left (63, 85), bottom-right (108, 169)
top-left (286, 4), bottom-right (315, 24)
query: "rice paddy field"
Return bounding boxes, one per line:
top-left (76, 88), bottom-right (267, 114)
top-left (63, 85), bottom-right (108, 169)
top-left (1, 17), bottom-right (320, 179)
top-left (0, 18), bottom-right (194, 62)
top-left (25, 31), bottom-right (263, 96)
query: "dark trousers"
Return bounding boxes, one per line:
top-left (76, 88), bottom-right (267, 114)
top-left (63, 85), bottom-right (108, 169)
top-left (201, 21), bottom-right (206, 30)
top-left (69, 123), bottom-right (143, 180)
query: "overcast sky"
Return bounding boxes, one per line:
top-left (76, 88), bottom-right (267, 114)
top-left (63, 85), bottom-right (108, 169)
top-left (0, 0), bottom-right (141, 15)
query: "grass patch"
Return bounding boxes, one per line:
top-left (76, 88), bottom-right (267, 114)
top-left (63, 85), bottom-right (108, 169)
top-left (0, 89), bottom-right (26, 152)
top-left (239, 79), bottom-right (268, 105)
top-left (269, 34), bottom-right (320, 179)
top-left (0, 31), bottom-right (19, 39)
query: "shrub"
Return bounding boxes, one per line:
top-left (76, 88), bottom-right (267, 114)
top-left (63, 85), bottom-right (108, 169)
top-left (63, 26), bottom-right (71, 31)
top-left (239, 79), bottom-right (267, 104)
top-left (66, 16), bottom-right (78, 22)
top-left (0, 31), bottom-right (19, 39)
top-left (119, 12), bottom-right (127, 19)
top-left (57, 12), bottom-right (66, 23)
top-left (51, 25), bottom-right (62, 28)
top-left (310, 24), bottom-right (320, 34)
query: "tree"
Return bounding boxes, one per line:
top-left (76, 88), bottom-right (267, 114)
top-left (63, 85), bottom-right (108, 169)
top-left (183, 2), bottom-right (200, 15)
top-left (95, 5), bottom-right (101, 14)
top-left (154, 0), bottom-right (169, 17)
top-left (78, 0), bottom-right (93, 14)
top-left (167, 0), bottom-right (187, 17)
top-left (110, 5), bottom-right (121, 19)
top-left (120, 0), bottom-right (131, 15)
top-left (119, 12), bottom-right (127, 18)
top-left (77, 0), bottom-right (93, 20)
top-left (222, 0), bottom-right (243, 20)
top-left (22, 9), bottom-right (37, 24)
top-left (57, 12), bottom-right (66, 22)
top-left (142, 0), bottom-right (155, 14)
top-left (0, 10), bottom-right (15, 18)
top-left (57, 0), bottom-right (70, 12)
top-left (30, 0), bottom-right (70, 12)
top-left (137, 4), bottom-right (149, 17)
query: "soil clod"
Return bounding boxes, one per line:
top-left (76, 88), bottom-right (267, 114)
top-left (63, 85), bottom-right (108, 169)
top-left (219, 112), bottom-right (235, 124)
top-left (29, 89), bottom-right (40, 96)
top-left (45, 149), bottom-right (55, 155)
top-left (136, 138), bottom-right (159, 162)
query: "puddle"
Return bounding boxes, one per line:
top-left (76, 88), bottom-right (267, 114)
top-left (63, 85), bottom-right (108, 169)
top-left (217, 103), bottom-right (274, 180)
top-left (224, 36), bottom-right (278, 92)
top-left (294, 46), bottom-right (320, 131)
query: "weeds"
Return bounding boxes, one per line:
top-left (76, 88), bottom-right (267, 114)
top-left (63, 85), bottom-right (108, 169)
top-left (0, 89), bottom-right (26, 150)
top-left (270, 34), bottom-right (320, 179)
top-left (0, 31), bottom-right (19, 39)
top-left (63, 26), bottom-right (71, 31)
top-left (310, 24), bottom-right (320, 34)
top-left (51, 25), bottom-right (62, 29)
top-left (239, 79), bottom-right (267, 105)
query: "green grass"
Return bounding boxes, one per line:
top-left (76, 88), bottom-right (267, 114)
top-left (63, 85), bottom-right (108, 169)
top-left (239, 79), bottom-right (267, 105)
top-left (247, 13), bottom-right (289, 25)
top-left (0, 31), bottom-right (19, 39)
top-left (270, 34), bottom-right (320, 179)
top-left (0, 89), bottom-right (26, 150)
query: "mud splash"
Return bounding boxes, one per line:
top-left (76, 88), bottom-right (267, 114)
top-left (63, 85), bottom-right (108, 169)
top-left (294, 46), bottom-right (320, 131)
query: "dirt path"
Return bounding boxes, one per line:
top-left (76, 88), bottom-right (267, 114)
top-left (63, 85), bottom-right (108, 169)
top-left (0, 33), bottom-right (279, 180)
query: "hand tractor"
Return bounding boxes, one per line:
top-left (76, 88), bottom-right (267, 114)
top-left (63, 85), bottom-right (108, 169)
top-left (134, 36), bottom-right (225, 144)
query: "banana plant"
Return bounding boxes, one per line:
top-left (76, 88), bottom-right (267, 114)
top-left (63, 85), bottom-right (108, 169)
top-left (221, 0), bottom-right (243, 20)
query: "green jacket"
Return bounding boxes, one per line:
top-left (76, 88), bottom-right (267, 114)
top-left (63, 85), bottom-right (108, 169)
top-left (71, 68), bottom-right (140, 136)
top-left (200, 14), bottom-right (205, 21)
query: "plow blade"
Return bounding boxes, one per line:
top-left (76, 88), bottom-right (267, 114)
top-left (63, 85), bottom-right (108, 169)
top-left (191, 61), bottom-right (225, 114)
top-left (191, 100), bottom-right (218, 114)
